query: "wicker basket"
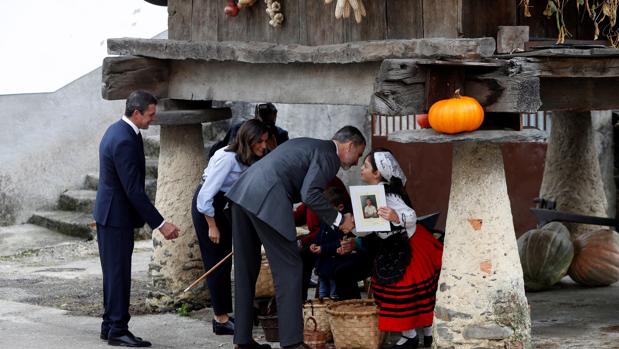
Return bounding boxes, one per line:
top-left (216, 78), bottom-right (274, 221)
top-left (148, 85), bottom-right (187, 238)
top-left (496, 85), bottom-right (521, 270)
top-left (326, 299), bottom-right (383, 349)
top-left (303, 298), bottom-right (334, 342)
top-left (304, 316), bottom-right (328, 349)
top-left (255, 254), bottom-right (275, 298)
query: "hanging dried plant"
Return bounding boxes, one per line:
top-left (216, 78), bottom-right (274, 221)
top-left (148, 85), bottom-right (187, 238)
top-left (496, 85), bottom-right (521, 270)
top-left (520, 0), bottom-right (619, 47)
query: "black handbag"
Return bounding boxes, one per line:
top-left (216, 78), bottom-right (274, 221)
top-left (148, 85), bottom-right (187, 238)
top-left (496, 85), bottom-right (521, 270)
top-left (373, 228), bottom-right (411, 284)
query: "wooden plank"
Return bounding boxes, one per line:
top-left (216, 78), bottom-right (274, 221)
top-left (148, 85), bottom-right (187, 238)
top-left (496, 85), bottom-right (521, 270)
top-left (301, 0), bottom-right (346, 45)
top-left (461, 0), bottom-right (517, 38)
top-left (102, 56), bottom-right (169, 100)
top-left (422, 0), bottom-right (460, 38)
top-left (217, 1), bottom-right (269, 42)
top-left (370, 59), bottom-right (427, 115)
top-left (345, 0), bottom-right (386, 42)
top-left (191, 0), bottom-right (217, 41)
top-left (168, 0), bottom-right (192, 40)
top-left (386, 0), bottom-right (423, 39)
top-left (539, 78), bottom-right (619, 111)
top-left (425, 66), bottom-right (465, 110)
top-left (266, 0), bottom-right (300, 44)
top-left (515, 57), bottom-right (619, 77)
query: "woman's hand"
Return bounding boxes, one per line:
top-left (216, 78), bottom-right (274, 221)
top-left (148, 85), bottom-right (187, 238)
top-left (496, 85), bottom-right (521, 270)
top-left (378, 207), bottom-right (400, 224)
top-left (309, 244), bottom-right (322, 254)
top-left (204, 215), bottom-right (221, 244)
top-left (209, 225), bottom-right (221, 244)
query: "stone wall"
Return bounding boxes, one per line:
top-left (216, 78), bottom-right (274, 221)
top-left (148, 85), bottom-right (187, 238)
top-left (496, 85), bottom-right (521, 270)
top-left (0, 69), bottom-right (125, 225)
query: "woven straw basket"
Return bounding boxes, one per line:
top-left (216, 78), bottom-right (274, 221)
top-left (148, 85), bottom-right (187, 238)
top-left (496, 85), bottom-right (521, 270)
top-left (326, 299), bottom-right (383, 349)
top-left (304, 316), bottom-right (328, 349)
top-left (255, 254), bottom-right (275, 298)
top-left (303, 298), bottom-right (334, 342)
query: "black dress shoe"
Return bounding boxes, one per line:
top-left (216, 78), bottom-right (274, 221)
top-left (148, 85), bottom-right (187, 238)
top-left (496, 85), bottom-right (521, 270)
top-left (234, 339), bottom-right (272, 349)
top-left (423, 335), bottom-right (432, 347)
top-left (101, 331), bottom-right (142, 341)
top-left (212, 319), bottom-right (235, 335)
top-left (108, 331), bottom-right (151, 347)
top-left (390, 336), bottom-right (419, 349)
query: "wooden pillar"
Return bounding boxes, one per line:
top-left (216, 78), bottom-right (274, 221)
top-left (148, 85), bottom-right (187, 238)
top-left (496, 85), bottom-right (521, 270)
top-left (433, 142), bottom-right (531, 349)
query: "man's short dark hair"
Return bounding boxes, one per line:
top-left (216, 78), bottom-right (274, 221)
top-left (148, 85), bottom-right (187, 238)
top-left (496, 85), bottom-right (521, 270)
top-left (125, 90), bottom-right (158, 117)
top-left (332, 126), bottom-right (366, 146)
top-left (254, 103), bottom-right (278, 123)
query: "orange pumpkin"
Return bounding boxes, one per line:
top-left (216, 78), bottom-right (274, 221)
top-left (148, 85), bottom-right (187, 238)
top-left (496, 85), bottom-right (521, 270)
top-left (428, 89), bottom-right (484, 134)
top-left (568, 229), bottom-right (619, 286)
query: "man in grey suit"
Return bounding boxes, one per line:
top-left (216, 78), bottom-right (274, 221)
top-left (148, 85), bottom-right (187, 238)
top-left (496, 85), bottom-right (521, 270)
top-left (226, 126), bottom-right (366, 349)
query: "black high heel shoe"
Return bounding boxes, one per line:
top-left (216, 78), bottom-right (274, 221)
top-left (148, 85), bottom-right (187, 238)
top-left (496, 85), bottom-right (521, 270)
top-left (423, 335), bottom-right (432, 347)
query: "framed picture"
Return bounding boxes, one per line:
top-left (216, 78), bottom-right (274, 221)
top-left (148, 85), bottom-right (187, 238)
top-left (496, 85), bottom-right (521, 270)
top-left (349, 185), bottom-right (391, 233)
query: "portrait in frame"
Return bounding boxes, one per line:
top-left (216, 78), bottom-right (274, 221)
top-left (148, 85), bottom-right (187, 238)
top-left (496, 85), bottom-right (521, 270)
top-left (349, 184), bottom-right (391, 232)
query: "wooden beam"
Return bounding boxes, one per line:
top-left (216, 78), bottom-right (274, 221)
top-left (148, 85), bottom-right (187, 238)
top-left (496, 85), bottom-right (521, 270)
top-left (152, 108), bottom-right (232, 125)
top-left (465, 72), bottom-right (541, 113)
top-left (388, 129), bottom-right (547, 144)
top-left (540, 78), bottom-right (619, 111)
top-left (106, 37), bottom-right (497, 64)
top-left (371, 59), bottom-right (541, 115)
top-left (370, 59), bottom-right (427, 115)
top-left (102, 56), bottom-right (169, 100)
top-left (515, 56), bottom-right (619, 78)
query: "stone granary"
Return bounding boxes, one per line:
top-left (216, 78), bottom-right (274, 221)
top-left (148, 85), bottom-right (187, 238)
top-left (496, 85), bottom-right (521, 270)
top-left (102, 1), bottom-right (619, 348)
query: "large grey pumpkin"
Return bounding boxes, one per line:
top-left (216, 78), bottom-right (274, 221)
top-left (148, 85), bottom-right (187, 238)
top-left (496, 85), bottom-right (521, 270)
top-left (517, 222), bottom-right (574, 291)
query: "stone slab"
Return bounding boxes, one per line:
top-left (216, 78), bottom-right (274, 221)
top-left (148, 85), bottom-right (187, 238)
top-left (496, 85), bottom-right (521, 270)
top-left (107, 37), bottom-right (497, 64)
top-left (388, 129), bottom-right (547, 144)
top-left (0, 224), bottom-right (81, 257)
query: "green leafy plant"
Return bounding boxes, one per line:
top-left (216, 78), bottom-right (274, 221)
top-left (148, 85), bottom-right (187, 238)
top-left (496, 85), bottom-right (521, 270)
top-left (176, 303), bottom-right (190, 317)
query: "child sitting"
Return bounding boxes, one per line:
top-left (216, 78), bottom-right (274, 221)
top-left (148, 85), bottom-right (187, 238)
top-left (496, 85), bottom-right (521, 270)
top-left (309, 186), bottom-right (349, 300)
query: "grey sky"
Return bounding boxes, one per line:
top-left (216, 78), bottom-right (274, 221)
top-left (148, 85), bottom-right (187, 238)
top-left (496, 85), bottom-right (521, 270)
top-left (0, 0), bottom-right (167, 95)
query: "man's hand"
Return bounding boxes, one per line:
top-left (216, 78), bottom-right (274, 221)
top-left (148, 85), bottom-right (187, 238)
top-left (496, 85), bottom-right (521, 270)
top-left (159, 222), bottom-right (180, 240)
top-left (337, 236), bottom-right (355, 255)
top-left (339, 213), bottom-right (355, 233)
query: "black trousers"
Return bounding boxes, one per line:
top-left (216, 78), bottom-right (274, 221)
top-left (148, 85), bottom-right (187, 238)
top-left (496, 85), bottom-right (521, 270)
top-left (231, 203), bottom-right (303, 347)
top-left (97, 224), bottom-right (134, 337)
top-left (191, 185), bottom-right (233, 316)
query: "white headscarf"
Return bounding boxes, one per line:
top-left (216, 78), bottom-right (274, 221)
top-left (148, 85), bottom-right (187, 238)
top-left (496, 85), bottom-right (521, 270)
top-left (374, 151), bottom-right (407, 186)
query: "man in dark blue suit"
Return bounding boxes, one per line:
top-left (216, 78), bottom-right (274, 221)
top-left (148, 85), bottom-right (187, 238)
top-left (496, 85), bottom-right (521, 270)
top-left (94, 90), bottom-right (180, 347)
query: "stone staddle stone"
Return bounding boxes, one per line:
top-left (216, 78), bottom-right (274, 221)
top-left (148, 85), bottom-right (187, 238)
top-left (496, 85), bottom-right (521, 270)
top-left (147, 124), bottom-right (209, 311)
top-left (433, 142), bottom-right (531, 349)
top-left (539, 111), bottom-right (608, 239)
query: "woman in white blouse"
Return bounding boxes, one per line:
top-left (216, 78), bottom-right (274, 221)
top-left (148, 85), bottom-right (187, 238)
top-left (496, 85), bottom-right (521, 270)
top-left (191, 119), bottom-right (269, 335)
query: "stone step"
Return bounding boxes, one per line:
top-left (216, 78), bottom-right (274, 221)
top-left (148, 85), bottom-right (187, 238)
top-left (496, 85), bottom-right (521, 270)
top-left (84, 173), bottom-right (99, 190)
top-left (144, 135), bottom-right (160, 157)
top-left (58, 189), bottom-right (97, 213)
top-left (28, 211), bottom-right (94, 240)
top-left (146, 157), bottom-right (158, 179)
top-left (0, 224), bottom-right (82, 257)
top-left (83, 175), bottom-right (157, 201)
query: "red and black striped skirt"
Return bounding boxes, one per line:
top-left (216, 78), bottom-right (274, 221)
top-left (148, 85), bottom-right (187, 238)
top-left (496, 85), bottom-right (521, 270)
top-left (371, 224), bottom-right (443, 332)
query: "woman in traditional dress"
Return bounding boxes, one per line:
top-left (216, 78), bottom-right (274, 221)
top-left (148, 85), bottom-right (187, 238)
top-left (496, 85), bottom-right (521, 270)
top-left (358, 149), bottom-right (443, 349)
